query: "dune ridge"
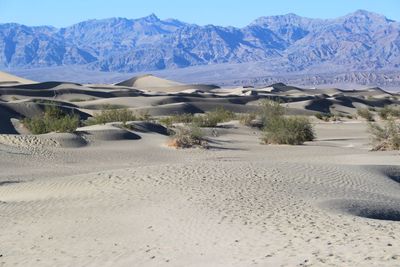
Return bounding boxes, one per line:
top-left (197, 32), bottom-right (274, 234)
top-left (0, 71), bottom-right (400, 266)
top-left (1, 72), bottom-right (398, 135)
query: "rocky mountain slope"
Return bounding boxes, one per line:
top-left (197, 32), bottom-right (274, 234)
top-left (1, 10), bottom-right (399, 75)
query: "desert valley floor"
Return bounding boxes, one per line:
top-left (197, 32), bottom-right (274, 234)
top-left (0, 72), bottom-right (400, 266)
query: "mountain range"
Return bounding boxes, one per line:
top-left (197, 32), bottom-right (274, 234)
top-left (1, 10), bottom-right (400, 87)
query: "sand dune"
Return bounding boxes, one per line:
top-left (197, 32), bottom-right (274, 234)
top-left (116, 74), bottom-right (219, 93)
top-left (116, 74), bottom-right (183, 88)
top-left (0, 71), bottom-right (36, 85)
top-left (1, 71), bottom-right (400, 266)
top-left (0, 121), bottom-right (400, 266)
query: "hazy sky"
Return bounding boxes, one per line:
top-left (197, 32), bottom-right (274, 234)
top-left (0, 0), bottom-right (399, 27)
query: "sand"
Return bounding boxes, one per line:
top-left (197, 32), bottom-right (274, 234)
top-left (0, 121), bottom-right (399, 266)
top-left (1, 72), bottom-right (400, 266)
top-left (0, 71), bottom-right (36, 85)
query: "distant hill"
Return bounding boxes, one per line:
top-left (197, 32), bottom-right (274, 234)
top-left (1, 10), bottom-right (400, 88)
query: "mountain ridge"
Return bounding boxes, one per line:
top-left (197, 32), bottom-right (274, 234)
top-left (0, 10), bottom-right (399, 85)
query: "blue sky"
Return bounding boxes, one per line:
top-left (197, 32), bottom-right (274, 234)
top-left (0, 0), bottom-right (399, 27)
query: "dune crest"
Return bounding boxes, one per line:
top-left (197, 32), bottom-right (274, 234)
top-left (0, 71), bottom-right (36, 85)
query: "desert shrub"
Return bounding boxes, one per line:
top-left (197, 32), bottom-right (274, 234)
top-left (208, 106), bottom-right (236, 122)
top-left (315, 112), bottom-right (333, 121)
top-left (172, 113), bottom-right (195, 123)
top-left (261, 116), bottom-right (315, 145)
top-left (239, 113), bottom-right (257, 126)
top-left (86, 108), bottom-right (137, 125)
top-left (136, 110), bottom-right (152, 121)
top-left (192, 115), bottom-right (219, 127)
top-left (33, 99), bottom-right (55, 104)
top-left (99, 104), bottom-right (128, 110)
top-left (258, 99), bottom-right (315, 145)
top-left (368, 119), bottom-right (400, 151)
top-left (192, 107), bottom-right (235, 127)
top-left (159, 107), bottom-right (235, 128)
top-left (158, 116), bottom-right (174, 127)
top-left (158, 113), bottom-right (194, 127)
top-left (259, 99), bottom-right (285, 126)
top-left (316, 112), bottom-right (352, 121)
top-left (23, 106), bottom-right (80, 134)
top-left (378, 105), bottom-right (400, 120)
top-left (167, 125), bottom-right (208, 149)
top-left (69, 97), bottom-right (96, 102)
top-left (357, 108), bottom-right (374, 121)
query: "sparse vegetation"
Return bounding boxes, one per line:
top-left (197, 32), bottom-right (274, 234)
top-left (158, 107), bottom-right (235, 128)
top-left (262, 116), bottom-right (315, 145)
top-left (87, 108), bottom-right (136, 125)
top-left (167, 125), bottom-right (208, 149)
top-left (259, 99), bottom-right (285, 126)
top-left (315, 112), bottom-right (353, 121)
top-left (315, 112), bottom-right (334, 121)
top-left (260, 100), bottom-right (315, 145)
top-left (192, 107), bottom-right (235, 127)
top-left (69, 98), bottom-right (96, 102)
top-left (239, 112), bottom-right (257, 126)
top-left (32, 99), bottom-right (57, 104)
top-left (378, 105), bottom-right (400, 120)
top-left (100, 104), bottom-right (127, 110)
top-left (86, 108), bottom-right (151, 126)
top-left (23, 106), bottom-right (80, 134)
top-left (368, 119), bottom-right (400, 151)
top-left (357, 108), bottom-right (374, 121)
top-left (158, 113), bottom-right (194, 127)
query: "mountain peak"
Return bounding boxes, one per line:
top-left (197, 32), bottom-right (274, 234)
top-left (142, 13), bottom-right (160, 22)
top-left (345, 9), bottom-right (391, 21)
top-left (250, 12), bottom-right (313, 27)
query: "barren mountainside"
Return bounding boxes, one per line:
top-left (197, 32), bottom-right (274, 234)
top-left (1, 10), bottom-right (399, 75)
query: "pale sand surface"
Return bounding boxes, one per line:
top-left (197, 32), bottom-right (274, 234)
top-left (0, 71), bottom-right (35, 85)
top-left (1, 72), bottom-right (400, 266)
top-left (1, 122), bottom-right (400, 266)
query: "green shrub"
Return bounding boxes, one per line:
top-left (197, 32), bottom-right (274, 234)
top-left (208, 107), bottom-right (236, 122)
top-left (258, 99), bottom-right (315, 145)
top-left (158, 116), bottom-right (174, 127)
top-left (159, 107), bottom-right (235, 128)
top-left (378, 105), bottom-right (400, 120)
top-left (239, 113), bottom-right (257, 126)
top-left (86, 108), bottom-right (137, 125)
top-left (100, 104), bottom-right (127, 110)
top-left (137, 110), bottom-right (152, 121)
top-left (158, 113), bottom-right (194, 127)
top-left (368, 119), bottom-right (400, 151)
top-left (23, 106), bottom-right (80, 134)
top-left (315, 112), bottom-right (333, 121)
top-left (168, 125), bottom-right (208, 149)
top-left (259, 99), bottom-right (285, 126)
top-left (69, 97), bottom-right (96, 102)
top-left (192, 107), bottom-right (236, 127)
top-left (261, 116), bottom-right (315, 145)
top-left (357, 108), bottom-right (374, 121)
